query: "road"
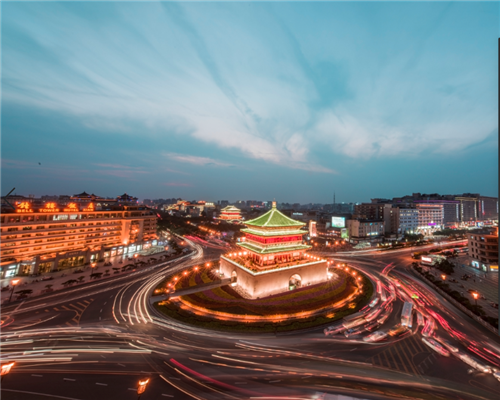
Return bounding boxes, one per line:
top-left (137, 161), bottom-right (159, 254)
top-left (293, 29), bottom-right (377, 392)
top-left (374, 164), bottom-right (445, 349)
top-left (1, 238), bottom-right (499, 400)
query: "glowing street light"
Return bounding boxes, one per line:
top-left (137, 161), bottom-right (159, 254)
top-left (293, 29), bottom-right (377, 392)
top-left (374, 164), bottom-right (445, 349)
top-left (8, 279), bottom-right (20, 302)
top-left (137, 377), bottom-right (150, 398)
top-left (441, 274), bottom-right (446, 281)
top-left (89, 262), bottom-right (96, 279)
top-left (472, 292), bottom-right (479, 307)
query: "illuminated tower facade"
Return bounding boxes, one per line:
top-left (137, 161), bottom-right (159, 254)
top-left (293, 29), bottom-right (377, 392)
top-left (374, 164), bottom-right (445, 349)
top-left (220, 202), bottom-right (328, 298)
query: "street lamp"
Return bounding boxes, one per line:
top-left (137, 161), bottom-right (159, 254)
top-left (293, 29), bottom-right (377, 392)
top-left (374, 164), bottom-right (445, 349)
top-left (89, 262), bottom-right (96, 279)
top-left (472, 292), bottom-right (479, 307)
top-left (137, 377), bottom-right (150, 399)
top-left (8, 279), bottom-right (20, 302)
top-left (441, 274), bottom-right (446, 281)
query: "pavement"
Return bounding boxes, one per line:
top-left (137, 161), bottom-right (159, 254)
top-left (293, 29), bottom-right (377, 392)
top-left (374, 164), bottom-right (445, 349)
top-left (418, 257), bottom-right (498, 319)
top-left (0, 246), bottom-right (178, 305)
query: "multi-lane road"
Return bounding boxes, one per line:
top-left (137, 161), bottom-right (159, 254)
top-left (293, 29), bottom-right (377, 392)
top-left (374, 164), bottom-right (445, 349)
top-left (1, 239), bottom-right (500, 400)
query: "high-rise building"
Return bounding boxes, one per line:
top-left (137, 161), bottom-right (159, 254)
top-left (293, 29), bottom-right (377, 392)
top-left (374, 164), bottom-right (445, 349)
top-left (416, 203), bottom-right (444, 232)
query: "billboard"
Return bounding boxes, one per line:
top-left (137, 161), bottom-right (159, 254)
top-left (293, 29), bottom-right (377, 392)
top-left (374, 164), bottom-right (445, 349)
top-left (332, 216), bottom-right (345, 228)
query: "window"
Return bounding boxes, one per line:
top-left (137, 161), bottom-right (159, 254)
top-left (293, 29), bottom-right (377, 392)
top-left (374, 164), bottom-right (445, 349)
top-left (8, 228), bottom-right (18, 232)
top-left (37, 226), bottom-right (45, 230)
top-left (23, 226), bottom-right (33, 230)
top-left (5, 235), bottom-right (17, 239)
top-left (20, 241), bottom-right (29, 245)
top-left (21, 234), bottom-right (31, 238)
top-left (36, 233), bottom-right (44, 237)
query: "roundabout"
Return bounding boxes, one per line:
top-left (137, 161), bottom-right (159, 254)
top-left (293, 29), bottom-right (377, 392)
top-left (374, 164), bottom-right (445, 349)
top-left (153, 261), bottom-right (374, 333)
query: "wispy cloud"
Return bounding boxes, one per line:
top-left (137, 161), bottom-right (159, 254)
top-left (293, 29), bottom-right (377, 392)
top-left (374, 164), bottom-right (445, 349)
top-left (2, 1), bottom-right (496, 180)
top-left (163, 152), bottom-right (234, 167)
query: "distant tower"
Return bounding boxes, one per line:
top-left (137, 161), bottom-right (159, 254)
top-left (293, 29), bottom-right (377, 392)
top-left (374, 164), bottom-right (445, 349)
top-left (333, 192), bottom-right (336, 213)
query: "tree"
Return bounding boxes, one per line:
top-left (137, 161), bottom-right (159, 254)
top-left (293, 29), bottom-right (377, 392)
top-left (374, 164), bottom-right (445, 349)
top-left (435, 259), bottom-right (455, 275)
top-left (45, 284), bottom-right (53, 290)
top-left (404, 233), bottom-right (424, 242)
top-left (77, 276), bottom-right (85, 283)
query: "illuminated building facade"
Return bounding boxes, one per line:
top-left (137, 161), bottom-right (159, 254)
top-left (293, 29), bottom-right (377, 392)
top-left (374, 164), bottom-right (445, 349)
top-left (346, 219), bottom-right (385, 243)
top-left (219, 202), bottom-right (328, 298)
top-left (467, 228), bottom-right (498, 272)
top-left (218, 205), bottom-right (242, 221)
top-left (0, 201), bottom-right (157, 278)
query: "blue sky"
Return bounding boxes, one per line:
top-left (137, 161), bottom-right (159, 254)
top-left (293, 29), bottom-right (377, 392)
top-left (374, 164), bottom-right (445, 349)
top-left (1, 1), bottom-right (498, 203)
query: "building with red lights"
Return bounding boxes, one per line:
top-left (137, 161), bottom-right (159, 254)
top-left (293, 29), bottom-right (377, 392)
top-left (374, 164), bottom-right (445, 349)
top-left (219, 202), bottom-right (328, 298)
top-left (218, 205), bottom-right (242, 221)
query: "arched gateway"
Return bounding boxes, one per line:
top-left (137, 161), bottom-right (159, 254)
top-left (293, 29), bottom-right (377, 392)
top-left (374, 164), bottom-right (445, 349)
top-left (289, 274), bottom-right (302, 290)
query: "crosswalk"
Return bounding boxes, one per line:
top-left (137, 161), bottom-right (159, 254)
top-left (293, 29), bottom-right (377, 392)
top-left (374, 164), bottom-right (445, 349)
top-left (369, 334), bottom-right (436, 376)
top-left (53, 298), bottom-right (94, 327)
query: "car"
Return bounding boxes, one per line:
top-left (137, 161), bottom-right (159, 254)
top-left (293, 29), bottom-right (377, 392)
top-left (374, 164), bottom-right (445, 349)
top-left (324, 324), bottom-right (345, 336)
top-left (363, 330), bottom-right (387, 342)
top-left (388, 324), bottom-right (407, 337)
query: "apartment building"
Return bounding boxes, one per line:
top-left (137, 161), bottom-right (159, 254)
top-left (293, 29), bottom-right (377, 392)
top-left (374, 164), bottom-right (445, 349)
top-left (467, 228), bottom-right (498, 272)
top-left (0, 201), bottom-right (158, 278)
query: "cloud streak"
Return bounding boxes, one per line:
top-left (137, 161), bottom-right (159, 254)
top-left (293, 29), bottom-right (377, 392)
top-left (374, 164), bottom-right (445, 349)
top-left (1, 1), bottom-right (496, 186)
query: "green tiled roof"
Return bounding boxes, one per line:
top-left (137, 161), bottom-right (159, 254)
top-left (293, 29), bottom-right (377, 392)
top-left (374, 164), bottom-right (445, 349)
top-left (237, 242), bottom-right (311, 255)
top-left (245, 205), bottom-right (305, 228)
top-left (221, 205), bottom-right (241, 212)
top-left (241, 228), bottom-right (306, 237)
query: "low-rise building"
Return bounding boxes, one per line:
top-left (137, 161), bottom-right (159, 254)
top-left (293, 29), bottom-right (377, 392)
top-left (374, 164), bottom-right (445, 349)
top-left (0, 200), bottom-right (158, 278)
top-left (467, 228), bottom-right (498, 272)
top-left (346, 219), bottom-right (385, 243)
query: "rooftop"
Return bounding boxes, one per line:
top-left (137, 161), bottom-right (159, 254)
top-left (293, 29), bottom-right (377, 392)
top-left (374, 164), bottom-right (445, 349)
top-left (245, 202), bottom-right (305, 228)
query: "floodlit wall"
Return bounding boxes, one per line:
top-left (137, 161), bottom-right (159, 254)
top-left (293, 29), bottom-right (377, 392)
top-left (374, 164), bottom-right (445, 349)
top-left (220, 257), bottom-right (328, 298)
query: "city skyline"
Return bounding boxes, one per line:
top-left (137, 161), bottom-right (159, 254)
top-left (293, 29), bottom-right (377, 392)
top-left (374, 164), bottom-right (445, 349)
top-left (2, 2), bottom-right (498, 202)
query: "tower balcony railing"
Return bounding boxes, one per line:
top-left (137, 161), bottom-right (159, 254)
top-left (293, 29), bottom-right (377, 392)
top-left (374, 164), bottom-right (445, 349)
top-left (223, 252), bottom-right (326, 272)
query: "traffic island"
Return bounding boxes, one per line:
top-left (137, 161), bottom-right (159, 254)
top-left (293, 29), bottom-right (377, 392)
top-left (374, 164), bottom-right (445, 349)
top-left (153, 266), bottom-right (374, 333)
